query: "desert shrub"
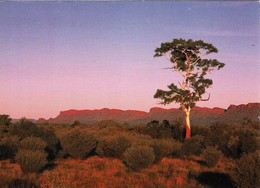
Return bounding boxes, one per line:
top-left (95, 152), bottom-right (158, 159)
top-left (230, 151), bottom-right (260, 188)
top-left (201, 146), bottom-right (222, 167)
top-left (0, 136), bottom-right (20, 160)
top-left (151, 139), bottom-right (174, 163)
top-left (172, 141), bottom-right (183, 157)
top-left (131, 134), bottom-right (153, 147)
top-left (225, 127), bottom-right (258, 158)
top-left (204, 123), bottom-right (238, 157)
top-left (0, 114), bottom-right (12, 127)
top-left (60, 129), bottom-right (98, 159)
top-left (180, 135), bottom-right (205, 156)
top-left (191, 125), bottom-right (209, 137)
top-left (15, 149), bottom-right (48, 173)
top-left (134, 120), bottom-right (176, 139)
top-left (96, 135), bottom-right (132, 159)
top-left (39, 128), bottom-right (60, 161)
top-left (9, 119), bottom-right (60, 160)
top-left (8, 178), bottom-right (38, 188)
top-left (237, 128), bottom-right (258, 154)
top-left (123, 145), bottom-right (155, 171)
top-left (9, 118), bottom-right (39, 138)
top-left (20, 136), bottom-right (47, 151)
top-left (0, 144), bottom-right (15, 160)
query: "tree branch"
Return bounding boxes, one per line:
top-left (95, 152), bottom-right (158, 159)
top-left (200, 93), bottom-right (210, 101)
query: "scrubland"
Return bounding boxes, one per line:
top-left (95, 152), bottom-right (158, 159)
top-left (0, 117), bottom-right (259, 188)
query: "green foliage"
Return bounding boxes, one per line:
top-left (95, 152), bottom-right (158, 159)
top-left (151, 139), bottom-right (175, 163)
top-left (60, 129), bottom-right (98, 159)
top-left (201, 146), bottom-right (222, 167)
top-left (154, 38), bottom-right (225, 108)
top-left (15, 149), bottom-right (48, 173)
top-left (123, 145), bottom-right (155, 171)
top-left (204, 124), bottom-right (258, 158)
top-left (20, 136), bottom-right (47, 151)
top-left (96, 135), bottom-right (132, 159)
top-left (230, 152), bottom-right (260, 188)
top-left (9, 119), bottom-right (60, 160)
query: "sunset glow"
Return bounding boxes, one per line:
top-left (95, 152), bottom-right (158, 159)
top-left (0, 2), bottom-right (259, 119)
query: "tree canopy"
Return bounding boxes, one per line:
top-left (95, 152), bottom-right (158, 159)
top-left (154, 38), bottom-right (225, 138)
top-left (154, 38), bottom-right (225, 109)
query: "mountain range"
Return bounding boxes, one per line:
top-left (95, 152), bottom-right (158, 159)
top-left (38, 103), bottom-right (260, 125)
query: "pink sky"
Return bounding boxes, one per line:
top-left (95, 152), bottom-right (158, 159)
top-left (0, 2), bottom-right (259, 119)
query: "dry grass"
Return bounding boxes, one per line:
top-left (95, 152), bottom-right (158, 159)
top-left (0, 156), bottom-right (234, 188)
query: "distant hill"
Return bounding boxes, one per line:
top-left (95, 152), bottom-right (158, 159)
top-left (38, 103), bottom-right (260, 125)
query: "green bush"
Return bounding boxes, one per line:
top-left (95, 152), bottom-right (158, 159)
top-left (20, 136), bottom-right (47, 151)
top-left (151, 139), bottom-right (174, 163)
top-left (123, 145), bottom-right (155, 171)
top-left (60, 129), bottom-right (98, 159)
top-left (15, 149), bottom-right (48, 173)
top-left (201, 146), bottom-right (222, 167)
top-left (96, 135), bottom-right (132, 159)
top-left (230, 152), bottom-right (260, 188)
top-left (9, 119), bottom-right (60, 160)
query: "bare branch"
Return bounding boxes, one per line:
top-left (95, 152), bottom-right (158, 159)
top-left (200, 93), bottom-right (210, 101)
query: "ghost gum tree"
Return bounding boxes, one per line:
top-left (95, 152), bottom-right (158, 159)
top-left (154, 38), bottom-right (225, 139)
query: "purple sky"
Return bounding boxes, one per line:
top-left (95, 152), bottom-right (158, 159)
top-left (0, 2), bottom-right (259, 119)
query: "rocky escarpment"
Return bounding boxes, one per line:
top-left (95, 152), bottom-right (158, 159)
top-left (38, 103), bottom-right (260, 125)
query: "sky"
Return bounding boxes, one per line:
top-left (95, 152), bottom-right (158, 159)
top-left (0, 2), bottom-right (259, 119)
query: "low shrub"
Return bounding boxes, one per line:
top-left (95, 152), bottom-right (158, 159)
top-left (0, 136), bottom-right (20, 160)
top-left (15, 149), bottom-right (48, 173)
top-left (201, 146), bottom-right (222, 167)
top-left (20, 136), bottom-right (47, 151)
top-left (172, 141), bottom-right (183, 157)
top-left (123, 145), bottom-right (155, 171)
top-left (0, 144), bottom-right (15, 160)
top-left (60, 129), bottom-right (98, 159)
top-left (151, 139), bottom-right (174, 163)
top-left (97, 135), bottom-right (132, 159)
top-left (230, 151), bottom-right (260, 188)
top-left (8, 178), bottom-right (39, 188)
top-left (180, 135), bottom-right (205, 156)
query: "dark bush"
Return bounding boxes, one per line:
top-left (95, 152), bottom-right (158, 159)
top-left (15, 149), bottom-right (48, 173)
top-left (230, 152), bottom-right (260, 188)
top-left (191, 125), bottom-right (209, 137)
top-left (0, 136), bottom-right (20, 160)
top-left (0, 144), bottom-right (15, 160)
top-left (9, 119), bottom-right (60, 160)
top-left (0, 114), bottom-right (12, 127)
top-left (225, 127), bottom-right (258, 158)
top-left (151, 139), bottom-right (174, 163)
top-left (172, 141), bottom-right (183, 157)
top-left (180, 135), bottom-right (205, 156)
top-left (123, 145), bottom-right (155, 171)
top-left (8, 178), bottom-right (38, 188)
top-left (60, 129), bottom-right (98, 159)
top-left (201, 146), bottom-right (222, 167)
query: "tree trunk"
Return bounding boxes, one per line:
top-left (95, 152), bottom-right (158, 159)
top-left (185, 109), bottom-right (191, 139)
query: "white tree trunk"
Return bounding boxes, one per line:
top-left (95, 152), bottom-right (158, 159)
top-left (185, 108), bottom-right (191, 139)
